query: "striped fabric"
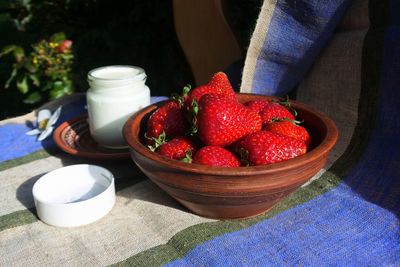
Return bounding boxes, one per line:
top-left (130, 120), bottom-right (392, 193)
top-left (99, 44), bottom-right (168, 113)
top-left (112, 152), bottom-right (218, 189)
top-left (240, 0), bottom-right (352, 95)
top-left (1, 0), bottom-right (399, 266)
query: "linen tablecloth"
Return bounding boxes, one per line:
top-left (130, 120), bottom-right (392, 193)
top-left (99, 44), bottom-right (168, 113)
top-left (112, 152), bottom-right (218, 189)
top-left (1, 0), bottom-right (399, 266)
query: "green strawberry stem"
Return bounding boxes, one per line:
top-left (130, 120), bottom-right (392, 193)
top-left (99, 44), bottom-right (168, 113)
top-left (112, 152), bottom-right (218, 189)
top-left (272, 95), bottom-right (298, 117)
top-left (171, 84), bottom-right (192, 107)
top-left (271, 117), bottom-right (303, 125)
top-left (186, 99), bottom-right (199, 136)
top-left (182, 84), bottom-right (191, 97)
top-left (237, 147), bottom-right (250, 167)
top-left (146, 131), bottom-right (167, 151)
top-left (181, 150), bottom-right (193, 163)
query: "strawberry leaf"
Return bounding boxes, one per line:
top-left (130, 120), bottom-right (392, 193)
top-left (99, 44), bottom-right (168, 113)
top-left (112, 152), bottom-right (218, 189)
top-left (237, 147), bottom-right (250, 167)
top-left (172, 84), bottom-right (192, 107)
top-left (146, 131), bottom-right (167, 151)
top-left (181, 150), bottom-right (193, 163)
top-left (191, 99), bottom-right (199, 115)
top-left (272, 95), bottom-right (298, 117)
top-left (271, 117), bottom-right (303, 125)
top-left (187, 99), bottom-right (199, 136)
top-left (182, 84), bottom-right (191, 97)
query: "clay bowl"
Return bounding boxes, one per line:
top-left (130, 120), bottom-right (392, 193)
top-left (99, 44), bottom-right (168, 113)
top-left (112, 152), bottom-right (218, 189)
top-left (123, 93), bottom-right (338, 219)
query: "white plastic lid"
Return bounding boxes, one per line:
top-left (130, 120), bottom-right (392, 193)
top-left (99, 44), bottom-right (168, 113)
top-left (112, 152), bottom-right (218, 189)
top-left (32, 164), bottom-right (116, 227)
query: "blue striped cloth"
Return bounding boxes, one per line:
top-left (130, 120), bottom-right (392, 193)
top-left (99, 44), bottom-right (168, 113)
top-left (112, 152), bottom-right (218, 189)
top-left (249, 0), bottom-right (351, 96)
top-left (0, 96), bottom-right (167, 163)
top-left (164, 0), bottom-right (400, 266)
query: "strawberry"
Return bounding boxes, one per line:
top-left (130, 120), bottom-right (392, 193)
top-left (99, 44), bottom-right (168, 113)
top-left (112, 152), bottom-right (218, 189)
top-left (197, 94), bottom-right (262, 147)
top-left (237, 130), bottom-right (307, 166)
top-left (265, 120), bottom-right (311, 147)
top-left (184, 72), bottom-right (236, 110)
top-left (259, 102), bottom-right (295, 124)
top-left (157, 137), bottom-right (196, 161)
top-left (193, 146), bottom-right (241, 167)
top-left (145, 101), bottom-right (186, 145)
top-left (245, 100), bottom-right (270, 113)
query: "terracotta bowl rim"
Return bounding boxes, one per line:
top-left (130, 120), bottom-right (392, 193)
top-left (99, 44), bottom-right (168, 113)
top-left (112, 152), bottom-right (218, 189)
top-left (123, 93), bottom-right (338, 176)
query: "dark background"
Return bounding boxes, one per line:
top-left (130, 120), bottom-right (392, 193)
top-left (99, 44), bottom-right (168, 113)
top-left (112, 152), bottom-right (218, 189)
top-left (0, 0), bottom-right (262, 120)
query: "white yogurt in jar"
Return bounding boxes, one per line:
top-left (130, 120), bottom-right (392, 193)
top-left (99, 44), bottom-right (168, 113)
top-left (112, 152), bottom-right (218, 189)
top-left (87, 66), bottom-right (150, 148)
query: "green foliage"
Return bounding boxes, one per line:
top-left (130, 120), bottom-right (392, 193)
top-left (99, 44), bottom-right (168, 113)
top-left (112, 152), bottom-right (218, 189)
top-left (0, 0), bottom-right (260, 119)
top-left (2, 0), bottom-right (195, 96)
top-left (8, 0), bottom-right (33, 31)
top-left (0, 32), bottom-right (74, 104)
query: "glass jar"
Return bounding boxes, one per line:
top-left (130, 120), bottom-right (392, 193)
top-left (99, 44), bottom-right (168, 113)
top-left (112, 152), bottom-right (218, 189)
top-left (87, 65), bottom-right (150, 148)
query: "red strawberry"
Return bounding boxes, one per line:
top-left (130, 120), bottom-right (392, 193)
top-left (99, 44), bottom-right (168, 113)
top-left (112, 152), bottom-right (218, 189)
top-left (157, 137), bottom-right (196, 161)
top-left (265, 120), bottom-right (311, 147)
top-left (145, 101), bottom-right (186, 145)
top-left (237, 130), bottom-right (307, 166)
top-left (184, 72), bottom-right (236, 110)
top-left (193, 146), bottom-right (240, 167)
top-left (245, 100), bottom-right (270, 113)
top-left (197, 94), bottom-right (262, 147)
top-left (259, 102), bottom-right (295, 124)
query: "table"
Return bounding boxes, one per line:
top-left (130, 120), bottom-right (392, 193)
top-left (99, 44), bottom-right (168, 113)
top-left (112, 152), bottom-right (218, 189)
top-left (0, 91), bottom-right (399, 266)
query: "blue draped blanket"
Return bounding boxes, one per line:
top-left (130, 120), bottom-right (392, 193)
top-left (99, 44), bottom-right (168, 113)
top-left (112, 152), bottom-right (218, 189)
top-left (166, 0), bottom-right (400, 266)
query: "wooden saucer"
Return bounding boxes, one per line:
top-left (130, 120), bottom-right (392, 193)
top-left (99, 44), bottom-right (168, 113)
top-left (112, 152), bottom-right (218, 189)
top-left (53, 115), bottom-right (130, 160)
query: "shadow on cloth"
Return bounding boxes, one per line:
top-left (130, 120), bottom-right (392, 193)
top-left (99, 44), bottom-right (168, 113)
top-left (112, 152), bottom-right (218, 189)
top-left (331, 24), bottom-right (400, 219)
top-left (58, 153), bottom-right (188, 212)
top-left (16, 173), bottom-right (43, 217)
top-left (116, 178), bottom-right (188, 213)
top-left (16, 154), bottom-right (187, 218)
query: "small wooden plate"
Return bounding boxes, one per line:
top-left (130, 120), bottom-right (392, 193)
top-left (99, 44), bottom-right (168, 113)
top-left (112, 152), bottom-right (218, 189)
top-left (53, 115), bottom-right (130, 160)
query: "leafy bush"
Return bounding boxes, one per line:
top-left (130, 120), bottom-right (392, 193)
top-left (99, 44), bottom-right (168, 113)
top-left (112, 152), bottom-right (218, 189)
top-left (0, 0), bottom-right (261, 119)
top-left (2, 0), bottom-right (195, 96)
top-left (0, 32), bottom-right (74, 104)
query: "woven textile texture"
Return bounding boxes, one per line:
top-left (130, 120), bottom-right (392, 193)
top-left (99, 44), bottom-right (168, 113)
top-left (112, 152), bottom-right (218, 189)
top-left (164, 0), bottom-right (400, 265)
top-left (1, 0), bottom-right (399, 266)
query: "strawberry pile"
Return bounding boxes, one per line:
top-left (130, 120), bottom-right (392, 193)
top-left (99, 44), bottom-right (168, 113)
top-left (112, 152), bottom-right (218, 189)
top-left (144, 72), bottom-right (311, 167)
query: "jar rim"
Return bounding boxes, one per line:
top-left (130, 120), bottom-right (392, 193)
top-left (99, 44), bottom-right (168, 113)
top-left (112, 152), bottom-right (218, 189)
top-left (88, 65), bottom-right (146, 82)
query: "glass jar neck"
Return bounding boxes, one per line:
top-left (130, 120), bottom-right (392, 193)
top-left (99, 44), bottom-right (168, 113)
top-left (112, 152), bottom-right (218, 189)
top-left (88, 65), bottom-right (147, 91)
